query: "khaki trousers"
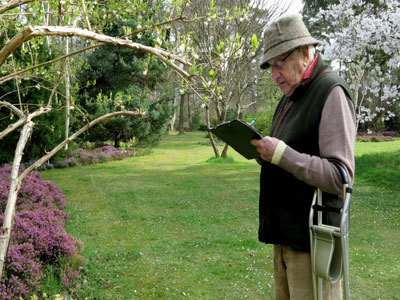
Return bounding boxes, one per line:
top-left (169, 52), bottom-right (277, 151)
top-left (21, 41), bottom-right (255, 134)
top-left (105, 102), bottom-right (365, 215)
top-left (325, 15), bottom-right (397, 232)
top-left (273, 244), bottom-right (342, 300)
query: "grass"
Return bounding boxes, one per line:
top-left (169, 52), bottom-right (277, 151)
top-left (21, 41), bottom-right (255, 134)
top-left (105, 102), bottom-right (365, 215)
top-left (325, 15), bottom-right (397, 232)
top-left (351, 139), bottom-right (400, 298)
top-left (41, 132), bottom-right (400, 299)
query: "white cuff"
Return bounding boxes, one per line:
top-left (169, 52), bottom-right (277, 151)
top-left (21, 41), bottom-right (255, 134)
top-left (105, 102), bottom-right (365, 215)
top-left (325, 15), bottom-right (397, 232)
top-left (271, 140), bottom-right (287, 165)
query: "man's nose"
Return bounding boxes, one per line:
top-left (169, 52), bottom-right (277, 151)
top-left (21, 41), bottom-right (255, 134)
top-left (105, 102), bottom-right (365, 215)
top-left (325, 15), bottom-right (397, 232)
top-left (271, 68), bottom-right (280, 81)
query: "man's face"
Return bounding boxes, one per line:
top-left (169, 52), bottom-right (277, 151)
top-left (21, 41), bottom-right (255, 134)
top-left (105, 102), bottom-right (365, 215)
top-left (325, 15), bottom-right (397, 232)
top-left (268, 49), bottom-right (306, 97)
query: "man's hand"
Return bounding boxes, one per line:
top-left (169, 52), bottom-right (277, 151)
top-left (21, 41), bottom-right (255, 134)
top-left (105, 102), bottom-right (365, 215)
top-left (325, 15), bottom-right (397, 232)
top-left (251, 136), bottom-right (280, 162)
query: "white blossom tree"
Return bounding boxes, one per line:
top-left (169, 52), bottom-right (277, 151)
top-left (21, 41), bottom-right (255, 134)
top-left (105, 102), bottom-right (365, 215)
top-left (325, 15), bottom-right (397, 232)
top-left (310, 0), bottom-right (400, 131)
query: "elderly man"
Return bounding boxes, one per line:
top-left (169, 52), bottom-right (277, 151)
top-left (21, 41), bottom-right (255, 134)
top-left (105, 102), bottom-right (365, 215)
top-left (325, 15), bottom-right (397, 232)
top-left (250, 15), bottom-right (356, 299)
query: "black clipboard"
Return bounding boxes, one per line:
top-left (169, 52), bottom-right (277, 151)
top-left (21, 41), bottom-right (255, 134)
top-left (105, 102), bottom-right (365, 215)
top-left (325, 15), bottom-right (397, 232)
top-left (210, 120), bottom-right (262, 159)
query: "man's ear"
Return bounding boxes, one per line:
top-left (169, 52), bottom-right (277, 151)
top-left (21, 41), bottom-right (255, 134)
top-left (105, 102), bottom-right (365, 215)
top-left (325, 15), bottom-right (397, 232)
top-left (301, 46), bottom-right (311, 66)
top-left (303, 46), bottom-right (310, 57)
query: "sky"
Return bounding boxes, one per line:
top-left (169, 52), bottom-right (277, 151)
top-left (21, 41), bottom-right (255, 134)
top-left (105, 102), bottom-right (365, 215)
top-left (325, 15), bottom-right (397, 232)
top-left (282, 0), bottom-right (304, 15)
top-left (256, 0), bottom-right (304, 27)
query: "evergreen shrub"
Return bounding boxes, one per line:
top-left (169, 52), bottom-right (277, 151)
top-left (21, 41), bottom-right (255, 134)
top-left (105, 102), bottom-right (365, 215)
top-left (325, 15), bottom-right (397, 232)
top-left (189, 111), bottom-right (204, 131)
top-left (243, 110), bottom-right (275, 136)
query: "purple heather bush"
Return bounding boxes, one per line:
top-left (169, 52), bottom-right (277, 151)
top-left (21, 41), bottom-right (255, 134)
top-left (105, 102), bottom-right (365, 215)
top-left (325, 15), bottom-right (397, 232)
top-left (55, 156), bottom-right (79, 169)
top-left (357, 130), bottom-right (400, 137)
top-left (99, 145), bottom-right (131, 160)
top-left (70, 148), bottom-right (98, 165)
top-left (48, 146), bottom-right (132, 169)
top-left (61, 146), bottom-right (131, 167)
top-left (62, 263), bottom-right (80, 288)
top-left (9, 208), bottom-right (80, 263)
top-left (0, 243), bottom-right (42, 300)
top-left (0, 165), bottom-right (83, 298)
top-left (0, 165), bottom-right (66, 212)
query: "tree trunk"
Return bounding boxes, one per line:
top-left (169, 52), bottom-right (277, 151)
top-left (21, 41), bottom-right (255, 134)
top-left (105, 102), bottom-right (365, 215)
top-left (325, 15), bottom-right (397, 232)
top-left (179, 92), bottom-right (185, 134)
top-left (64, 36), bottom-right (70, 150)
top-left (187, 94), bottom-right (191, 120)
top-left (167, 112), bottom-right (176, 131)
top-left (114, 131), bottom-right (121, 148)
top-left (0, 121), bottom-right (34, 278)
top-left (205, 104), bottom-right (219, 157)
top-left (221, 143), bottom-right (229, 157)
top-left (221, 101), bottom-right (244, 157)
top-left (167, 94), bottom-right (178, 131)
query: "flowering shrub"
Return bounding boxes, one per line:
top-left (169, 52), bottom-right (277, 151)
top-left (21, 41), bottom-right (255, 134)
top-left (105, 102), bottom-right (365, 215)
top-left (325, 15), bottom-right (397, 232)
top-left (55, 146), bottom-right (131, 168)
top-left (0, 243), bottom-right (42, 300)
top-left (0, 166), bottom-right (83, 298)
top-left (54, 157), bottom-right (79, 169)
top-left (0, 165), bottom-right (66, 212)
top-left (99, 145), bottom-right (131, 160)
top-left (9, 209), bottom-right (80, 263)
top-left (356, 135), bottom-right (395, 142)
top-left (356, 130), bottom-right (399, 142)
top-left (357, 131), bottom-right (400, 137)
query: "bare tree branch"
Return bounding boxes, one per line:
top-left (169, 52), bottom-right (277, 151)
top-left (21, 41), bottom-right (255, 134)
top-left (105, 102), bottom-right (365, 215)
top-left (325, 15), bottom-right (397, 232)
top-left (0, 0), bottom-right (34, 14)
top-left (0, 106), bottom-right (51, 140)
top-left (81, 0), bottom-right (92, 31)
top-left (47, 58), bottom-right (66, 106)
top-left (240, 101), bottom-right (257, 110)
top-left (0, 100), bottom-right (24, 117)
top-left (0, 59), bottom-right (65, 140)
top-left (0, 26), bottom-right (193, 80)
top-left (0, 44), bottom-right (101, 85)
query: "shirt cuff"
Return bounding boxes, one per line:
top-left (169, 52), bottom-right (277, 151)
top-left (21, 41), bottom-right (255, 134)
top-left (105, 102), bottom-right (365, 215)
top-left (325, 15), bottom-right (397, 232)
top-left (271, 140), bottom-right (287, 165)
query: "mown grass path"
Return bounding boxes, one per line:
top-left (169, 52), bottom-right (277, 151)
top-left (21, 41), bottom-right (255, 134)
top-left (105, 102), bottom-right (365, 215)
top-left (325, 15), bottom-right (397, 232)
top-left (42, 133), bottom-right (400, 299)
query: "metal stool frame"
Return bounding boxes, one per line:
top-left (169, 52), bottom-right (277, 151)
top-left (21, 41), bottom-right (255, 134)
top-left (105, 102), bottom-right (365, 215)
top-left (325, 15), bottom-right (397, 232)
top-left (309, 163), bottom-right (352, 300)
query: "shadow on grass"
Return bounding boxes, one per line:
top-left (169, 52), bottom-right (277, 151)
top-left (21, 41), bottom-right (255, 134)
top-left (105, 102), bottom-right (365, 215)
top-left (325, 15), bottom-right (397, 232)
top-left (355, 150), bottom-right (400, 191)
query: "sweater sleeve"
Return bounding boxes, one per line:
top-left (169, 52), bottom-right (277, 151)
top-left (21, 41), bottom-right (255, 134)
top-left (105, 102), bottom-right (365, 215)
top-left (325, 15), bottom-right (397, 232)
top-left (278, 86), bottom-right (356, 194)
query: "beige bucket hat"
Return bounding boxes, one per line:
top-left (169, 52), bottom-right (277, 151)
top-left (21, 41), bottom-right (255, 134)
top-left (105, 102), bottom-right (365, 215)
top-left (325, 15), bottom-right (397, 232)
top-left (260, 14), bottom-right (320, 69)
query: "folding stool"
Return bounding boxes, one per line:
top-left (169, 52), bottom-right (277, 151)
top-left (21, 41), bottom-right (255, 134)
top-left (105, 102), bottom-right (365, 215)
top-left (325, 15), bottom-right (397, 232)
top-left (309, 163), bottom-right (352, 300)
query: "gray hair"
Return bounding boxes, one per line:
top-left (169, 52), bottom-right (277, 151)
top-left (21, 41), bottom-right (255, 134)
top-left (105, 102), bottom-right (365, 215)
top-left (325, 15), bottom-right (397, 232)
top-left (308, 45), bottom-right (316, 57)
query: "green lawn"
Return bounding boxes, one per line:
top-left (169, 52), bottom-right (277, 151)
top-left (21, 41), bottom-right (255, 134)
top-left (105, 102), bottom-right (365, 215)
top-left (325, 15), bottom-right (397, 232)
top-left (41, 132), bottom-right (400, 299)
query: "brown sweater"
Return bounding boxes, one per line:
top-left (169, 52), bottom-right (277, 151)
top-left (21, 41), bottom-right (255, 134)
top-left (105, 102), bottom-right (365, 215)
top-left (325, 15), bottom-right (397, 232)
top-left (278, 86), bottom-right (356, 194)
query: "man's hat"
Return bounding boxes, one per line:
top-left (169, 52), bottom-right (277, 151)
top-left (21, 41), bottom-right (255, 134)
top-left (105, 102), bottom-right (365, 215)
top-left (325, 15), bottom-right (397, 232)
top-left (260, 14), bottom-right (320, 69)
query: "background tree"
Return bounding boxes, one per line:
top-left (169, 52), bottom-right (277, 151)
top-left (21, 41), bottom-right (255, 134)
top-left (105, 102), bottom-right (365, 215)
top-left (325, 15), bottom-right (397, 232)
top-left (0, 17), bottom-right (67, 164)
top-left (178, 0), bottom-right (288, 157)
top-left (0, 0), bottom-right (197, 280)
top-left (75, 16), bottom-right (173, 147)
top-left (307, 0), bottom-right (400, 131)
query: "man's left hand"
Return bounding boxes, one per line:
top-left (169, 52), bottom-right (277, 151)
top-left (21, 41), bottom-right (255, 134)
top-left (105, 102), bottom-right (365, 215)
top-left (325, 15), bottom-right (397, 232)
top-left (251, 136), bottom-right (280, 162)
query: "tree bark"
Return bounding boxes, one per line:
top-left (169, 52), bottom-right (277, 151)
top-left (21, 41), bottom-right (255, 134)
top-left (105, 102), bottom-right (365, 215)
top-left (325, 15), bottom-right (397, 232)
top-left (0, 105), bottom-right (50, 140)
top-left (187, 94), bottom-right (191, 120)
top-left (205, 104), bottom-right (219, 157)
top-left (167, 93), bottom-right (178, 131)
top-left (221, 143), bottom-right (229, 157)
top-left (0, 121), bottom-right (34, 277)
top-left (64, 36), bottom-right (71, 151)
top-left (0, 0), bottom-right (34, 14)
top-left (179, 92), bottom-right (185, 134)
